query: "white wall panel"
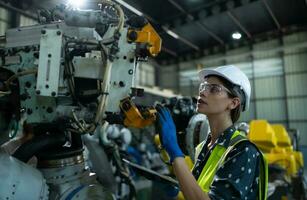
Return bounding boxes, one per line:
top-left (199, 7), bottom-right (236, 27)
top-left (253, 58), bottom-right (283, 78)
top-left (0, 7), bottom-right (9, 35)
top-left (160, 65), bottom-right (178, 90)
top-left (19, 15), bottom-right (37, 27)
top-left (180, 85), bottom-right (197, 96)
top-left (136, 62), bottom-right (155, 87)
top-left (288, 98), bottom-right (307, 120)
top-left (283, 32), bottom-right (307, 44)
top-left (256, 100), bottom-right (286, 121)
top-left (240, 101), bottom-right (256, 122)
top-left (254, 76), bottom-right (285, 98)
top-left (286, 74), bottom-right (307, 96)
top-left (284, 52), bottom-right (307, 73)
top-left (289, 122), bottom-right (307, 146)
top-left (253, 39), bottom-right (280, 59)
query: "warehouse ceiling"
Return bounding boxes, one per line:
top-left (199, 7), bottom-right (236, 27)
top-left (123, 0), bottom-right (307, 64)
top-left (1, 0), bottom-right (307, 64)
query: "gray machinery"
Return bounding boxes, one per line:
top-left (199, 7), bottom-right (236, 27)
top-left (0, 1), bottom-right (161, 199)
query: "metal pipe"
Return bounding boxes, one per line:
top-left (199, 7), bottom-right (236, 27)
top-left (262, 0), bottom-right (281, 31)
top-left (250, 53), bottom-right (258, 119)
top-left (280, 38), bottom-right (289, 128)
top-left (162, 46), bottom-right (178, 57)
top-left (12, 133), bottom-right (66, 163)
top-left (0, 1), bottom-right (37, 20)
top-left (179, 36), bottom-right (200, 51)
top-left (196, 22), bottom-right (225, 45)
top-left (167, 0), bottom-right (224, 45)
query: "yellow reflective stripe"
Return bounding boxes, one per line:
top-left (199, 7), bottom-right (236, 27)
top-left (196, 130), bottom-right (242, 191)
top-left (197, 145), bottom-right (226, 192)
top-left (259, 152), bottom-right (268, 200)
top-left (194, 140), bottom-right (206, 163)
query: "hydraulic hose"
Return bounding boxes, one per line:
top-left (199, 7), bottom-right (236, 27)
top-left (12, 133), bottom-right (66, 163)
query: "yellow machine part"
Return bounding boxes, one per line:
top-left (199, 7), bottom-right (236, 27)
top-left (248, 120), bottom-right (304, 176)
top-left (120, 97), bottom-right (156, 128)
top-left (154, 134), bottom-right (194, 169)
top-left (249, 120), bottom-right (278, 153)
top-left (265, 152), bottom-right (297, 175)
top-left (154, 134), bottom-right (170, 163)
top-left (271, 124), bottom-right (292, 150)
top-left (127, 23), bottom-right (162, 57)
top-left (293, 151), bottom-right (304, 169)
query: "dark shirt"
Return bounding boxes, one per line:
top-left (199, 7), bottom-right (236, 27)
top-left (192, 126), bottom-right (260, 200)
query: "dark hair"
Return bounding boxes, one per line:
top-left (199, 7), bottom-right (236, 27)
top-left (206, 75), bottom-right (244, 123)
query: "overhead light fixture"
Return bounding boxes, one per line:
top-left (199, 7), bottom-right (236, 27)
top-left (232, 32), bottom-right (242, 40)
top-left (67, 0), bottom-right (85, 8)
top-left (166, 30), bottom-right (179, 39)
top-left (114, 0), bottom-right (143, 16)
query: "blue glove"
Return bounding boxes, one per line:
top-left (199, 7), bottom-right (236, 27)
top-left (156, 105), bottom-right (184, 163)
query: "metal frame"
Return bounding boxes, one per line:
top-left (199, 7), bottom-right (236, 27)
top-left (167, 0), bottom-right (224, 45)
top-left (161, 46), bottom-right (178, 57)
top-left (262, 0), bottom-right (282, 31)
top-left (227, 11), bottom-right (252, 39)
top-left (166, 0), bottom-right (261, 30)
top-left (250, 50), bottom-right (258, 119)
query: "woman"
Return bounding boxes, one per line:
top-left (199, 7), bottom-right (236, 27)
top-left (156, 65), bottom-right (267, 200)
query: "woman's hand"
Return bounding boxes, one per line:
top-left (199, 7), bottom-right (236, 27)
top-left (156, 104), bottom-right (184, 162)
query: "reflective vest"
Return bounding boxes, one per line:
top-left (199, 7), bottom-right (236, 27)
top-left (193, 130), bottom-right (268, 200)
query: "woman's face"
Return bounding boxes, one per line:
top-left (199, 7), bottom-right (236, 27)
top-left (196, 76), bottom-right (237, 116)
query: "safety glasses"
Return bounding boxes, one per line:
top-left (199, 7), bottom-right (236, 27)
top-left (199, 82), bottom-right (231, 95)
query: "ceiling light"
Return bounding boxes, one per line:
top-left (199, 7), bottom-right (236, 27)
top-left (166, 30), bottom-right (179, 39)
top-left (232, 32), bottom-right (242, 40)
top-left (67, 0), bottom-right (85, 8)
top-left (114, 0), bottom-right (143, 16)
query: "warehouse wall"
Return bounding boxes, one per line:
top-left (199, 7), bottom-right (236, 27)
top-left (19, 15), bottom-right (37, 26)
top-left (0, 7), bottom-right (9, 35)
top-left (158, 31), bottom-right (307, 146)
top-left (136, 62), bottom-right (156, 87)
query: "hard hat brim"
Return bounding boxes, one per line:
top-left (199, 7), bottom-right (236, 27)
top-left (198, 69), bottom-right (235, 86)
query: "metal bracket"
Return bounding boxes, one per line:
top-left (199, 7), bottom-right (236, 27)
top-left (36, 29), bottom-right (62, 97)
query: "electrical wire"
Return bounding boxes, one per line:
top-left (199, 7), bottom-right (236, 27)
top-left (0, 68), bottom-right (37, 97)
top-left (65, 1), bottom-right (125, 134)
top-left (5, 68), bottom-right (37, 87)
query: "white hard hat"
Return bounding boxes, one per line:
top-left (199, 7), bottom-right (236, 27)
top-left (198, 65), bottom-right (251, 112)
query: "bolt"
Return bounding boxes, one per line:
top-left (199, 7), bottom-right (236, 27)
top-left (25, 81), bottom-right (31, 88)
top-left (24, 46), bottom-right (30, 52)
top-left (48, 53), bottom-right (52, 58)
top-left (119, 81), bottom-right (125, 87)
top-left (20, 108), bottom-right (26, 113)
top-left (46, 107), bottom-right (53, 113)
top-left (33, 52), bottom-right (39, 58)
top-left (56, 31), bottom-right (61, 35)
top-left (36, 90), bottom-right (41, 95)
top-left (27, 108), bottom-right (32, 115)
top-left (45, 84), bottom-right (49, 89)
top-left (20, 93), bottom-right (28, 101)
top-left (41, 29), bottom-right (46, 34)
top-left (51, 91), bottom-right (56, 96)
top-left (128, 30), bottom-right (138, 41)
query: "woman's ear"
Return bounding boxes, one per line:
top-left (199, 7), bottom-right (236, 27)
top-left (229, 97), bottom-right (240, 110)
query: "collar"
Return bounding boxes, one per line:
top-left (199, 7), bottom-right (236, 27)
top-left (208, 125), bottom-right (237, 148)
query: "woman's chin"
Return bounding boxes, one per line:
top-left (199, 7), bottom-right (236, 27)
top-left (196, 104), bottom-right (208, 114)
